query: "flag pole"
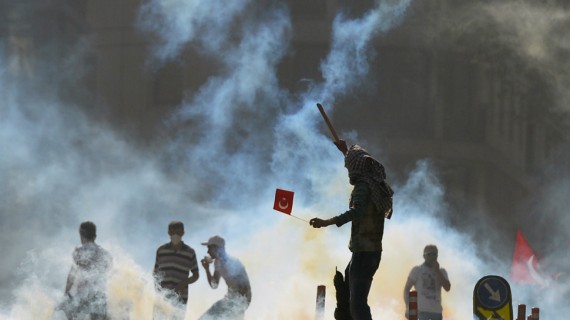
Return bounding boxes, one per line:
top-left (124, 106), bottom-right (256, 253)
top-left (289, 214), bottom-right (309, 223)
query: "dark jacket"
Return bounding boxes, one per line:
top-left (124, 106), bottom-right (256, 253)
top-left (334, 181), bottom-right (384, 252)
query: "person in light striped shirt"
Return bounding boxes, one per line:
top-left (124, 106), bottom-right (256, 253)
top-left (153, 221), bottom-right (199, 305)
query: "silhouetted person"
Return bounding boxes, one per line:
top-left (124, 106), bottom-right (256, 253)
top-left (153, 221), bottom-right (199, 306)
top-left (61, 221), bottom-right (112, 320)
top-left (310, 140), bottom-right (394, 320)
top-left (199, 235), bottom-right (251, 320)
top-left (403, 245), bottom-right (451, 320)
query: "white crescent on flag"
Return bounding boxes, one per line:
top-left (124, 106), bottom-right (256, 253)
top-left (278, 198), bottom-right (289, 210)
top-left (526, 255), bottom-right (548, 287)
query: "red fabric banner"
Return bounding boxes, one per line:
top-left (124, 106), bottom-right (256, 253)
top-left (273, 189), bottom-right (294, 215)
top-left (510, 229), bottom-right (546, 286)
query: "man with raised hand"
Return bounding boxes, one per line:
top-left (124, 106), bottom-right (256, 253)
top-left (403, 245), bottom-right (451, 320)
top-left (199, 235), bottom-right (251, 320)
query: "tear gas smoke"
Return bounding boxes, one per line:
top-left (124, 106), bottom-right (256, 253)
top-left (1, 0), bottom-right (569, 319)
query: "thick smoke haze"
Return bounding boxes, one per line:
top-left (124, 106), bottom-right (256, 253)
top-left (1, 0), bottom-right (569, 319)
top-left (456, 0), bottom-right (570, 274)
top-left (483, 2), bottom-right (570, 110)
top-left (427, 1), bottom-right (570, 112)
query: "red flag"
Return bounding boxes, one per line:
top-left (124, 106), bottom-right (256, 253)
top-left (510, 229), bottom-right (546, 286)
top-left (273, 189), bottom-right (294, 215)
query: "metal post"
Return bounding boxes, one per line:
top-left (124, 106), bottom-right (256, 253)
top-left (315, 285), bottom-right (326, 320)
top-left (408, 290), bottom-right (418, 320)
top-left (517, 304), bottom-right (526, 320)
top-left (530, 307), bottom-right (539, 320)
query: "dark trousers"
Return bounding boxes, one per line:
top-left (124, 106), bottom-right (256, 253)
top-left (345, 251), bottom-right (381, 320)
top-left (419, 312), bottom-right (442, 320)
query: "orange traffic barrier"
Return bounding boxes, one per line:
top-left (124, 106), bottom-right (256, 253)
top-left (408, 290), bottom-right (418, 320)
top-left (315, 285), bottom-right (325, 320)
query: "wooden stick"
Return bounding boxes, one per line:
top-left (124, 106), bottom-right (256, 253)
top-left (316, 103), bottom-right (340, 142)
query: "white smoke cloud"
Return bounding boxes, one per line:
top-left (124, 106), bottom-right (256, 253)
top-left (0, 47), bottom-right (217, 318)
top-left (138, 0), bottom-right (253, 62)
top-left (428, 1), bottom-right (570, 113)
top-left (320, 0), bottom-right (412, 101)
top-left (2, 0), bottom-right (569, 319)
top-left (481, 1), bottom-right (570, 111)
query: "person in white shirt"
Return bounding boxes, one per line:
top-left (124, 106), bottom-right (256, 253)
top-left (199, 235), bottom-right (251, 320)
top-left (403, 245), bottom-right (451, 320)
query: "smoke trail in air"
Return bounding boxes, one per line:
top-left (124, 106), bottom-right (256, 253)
top-left (2, 0), bottom-right (569, 319)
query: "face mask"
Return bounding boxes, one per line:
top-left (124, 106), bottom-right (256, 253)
top-left (425, 253), bottom-right (437, 265)
top-left (170, 235), bottom-right (182, 245)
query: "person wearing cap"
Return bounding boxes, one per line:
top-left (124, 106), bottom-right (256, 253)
top-left (60, 221), bottom-right (113, 320)
top-left (153, 221), bottom-right (199, 306)
top-left (310, 139), bottom-right (394, 320)
top-left (403, 245), bottom-right (451, 320)
top-left (199, 235), bottom-right (251, 320)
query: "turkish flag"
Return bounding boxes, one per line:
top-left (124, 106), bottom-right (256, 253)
top-left (510, 229), bottom-right (546, 286)
top-left (273, 189), bottom-right (294, 215)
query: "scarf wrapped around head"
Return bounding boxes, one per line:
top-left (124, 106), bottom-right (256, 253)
top-left (345, 144), bottom-right (394, 218)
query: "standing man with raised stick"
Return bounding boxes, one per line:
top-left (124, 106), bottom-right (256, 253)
top-left (311, 103), bottom-right (394, 320)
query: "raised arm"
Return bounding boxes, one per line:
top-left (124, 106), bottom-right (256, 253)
top-left (201, 258), bottom-right (220, 289)
top-left (437, 265), bottom-right (451, 291)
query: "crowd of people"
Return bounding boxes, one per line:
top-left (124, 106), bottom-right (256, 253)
top-left (59, 139), bottom-right (450, 320)
top-left (309, 139), bottom-right (451, 320)
top-left (59, 221), bottom-right (251, 320)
